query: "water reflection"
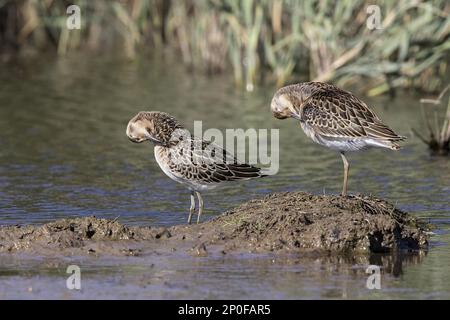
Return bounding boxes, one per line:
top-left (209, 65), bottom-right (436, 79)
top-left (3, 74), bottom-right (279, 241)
top-left (0, 54), bottom-right (449, 299)
top-left (0, 249), bottom-right (429, 299)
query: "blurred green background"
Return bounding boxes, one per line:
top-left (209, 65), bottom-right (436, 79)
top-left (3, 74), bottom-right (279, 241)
top-left (1, 0), bottom-right (450, 300)
top-left (1, 0), bottom-right (449, 95)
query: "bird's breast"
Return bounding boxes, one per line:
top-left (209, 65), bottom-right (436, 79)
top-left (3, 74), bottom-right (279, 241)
top-left (300, 122), bottom-right (321, 145)
top-left (154, 146), bottom-right (183, 182)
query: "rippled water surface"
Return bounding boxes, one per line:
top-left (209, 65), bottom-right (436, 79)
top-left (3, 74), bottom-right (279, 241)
top-left (0, 54), bottom-right (449, 299)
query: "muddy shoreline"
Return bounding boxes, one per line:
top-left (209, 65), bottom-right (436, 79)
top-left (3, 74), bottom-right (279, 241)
top-left (0, 192), bottom-right (429, 257)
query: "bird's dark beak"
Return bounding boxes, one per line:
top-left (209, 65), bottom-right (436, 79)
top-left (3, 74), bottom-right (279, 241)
top-left (273, 111), bottom-right (289, 120)
top-left (148, 136), bottom-right (164, 145)
top-left (128, 136), bottom-right (145, 143)
top-left (128, 132), bottom-right (164, 145)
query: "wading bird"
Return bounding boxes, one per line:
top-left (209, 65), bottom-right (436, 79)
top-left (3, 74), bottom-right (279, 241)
top-left (271, 82), bottom-right (405, 196)
top-left (126, 111), bottom-right (266, 224)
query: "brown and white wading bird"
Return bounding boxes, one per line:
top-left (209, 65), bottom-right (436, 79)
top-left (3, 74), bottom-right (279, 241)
top-left (126, 111), bottom-right (266, 224)
top-left (271, 82), bottom-right (405, 196)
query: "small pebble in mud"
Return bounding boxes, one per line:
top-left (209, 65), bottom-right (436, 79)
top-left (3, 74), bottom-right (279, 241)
top-left (189, 243), bottom-right (208, 257)
top-left (155, 229), bottom-right (171, 239)
top-left (121, 248), bottom-right (141, 256)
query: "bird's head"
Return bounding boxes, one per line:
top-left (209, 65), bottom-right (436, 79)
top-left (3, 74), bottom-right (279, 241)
top-left (126, 111), bottom-right (185, 146)
top-left (270, 88), bottom-right (299, 120)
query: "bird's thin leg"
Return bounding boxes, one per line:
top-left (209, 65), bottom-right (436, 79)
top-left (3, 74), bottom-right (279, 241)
top-left (340, 152), bottom-right (349, 196)
top-left (187, 191), bottom-right (196, 224)
top-left (196, 191), bottom-right (204, 224)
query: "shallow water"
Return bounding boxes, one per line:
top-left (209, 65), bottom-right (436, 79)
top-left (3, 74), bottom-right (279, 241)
top-left (0, 53), bottom-right (449, 299)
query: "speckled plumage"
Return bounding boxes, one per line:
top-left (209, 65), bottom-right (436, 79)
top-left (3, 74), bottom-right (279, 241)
top-left (271, 82), bottom-right (405, 195)
top-left (126, 111), bottom-right (265, 223)
top-left (153, 138), bottom-right (265, 192)
top-left (272, 82), bottom-right (405, 150)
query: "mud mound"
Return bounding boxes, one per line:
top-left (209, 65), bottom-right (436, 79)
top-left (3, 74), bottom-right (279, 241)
top-left (0, 217), bottom-right (166, 254)
top-left (206, 192), bottom-right (429, 252)
top-left (0, 192), bottom-right (429, 255)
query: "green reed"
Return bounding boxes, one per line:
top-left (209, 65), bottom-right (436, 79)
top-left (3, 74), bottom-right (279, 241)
top-left (0, 0), bottom-right (448, 95)
top-left (413, 84), bottom-right (450, 155)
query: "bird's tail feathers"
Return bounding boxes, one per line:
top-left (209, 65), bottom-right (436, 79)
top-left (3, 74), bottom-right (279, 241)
top-left (368, 137), bottom-right (406, 150)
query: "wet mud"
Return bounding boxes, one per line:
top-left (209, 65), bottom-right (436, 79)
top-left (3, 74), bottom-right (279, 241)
top-left (0, 192), bottom-right (429, 257)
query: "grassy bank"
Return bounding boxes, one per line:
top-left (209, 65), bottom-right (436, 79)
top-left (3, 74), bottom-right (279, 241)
top-left (0, 0), bottom-right (449, 95)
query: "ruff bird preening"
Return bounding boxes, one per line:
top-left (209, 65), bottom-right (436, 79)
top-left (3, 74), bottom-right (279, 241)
top-left (126, 111), bottom-right (266, 224)
top-left (271, 82), bottom-right (405, 196)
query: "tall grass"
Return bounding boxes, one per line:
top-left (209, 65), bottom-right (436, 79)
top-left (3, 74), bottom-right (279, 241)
top-left (413, 84), bottom-right (450, 155)
top-left (0, 0), bottom-right (448, 94)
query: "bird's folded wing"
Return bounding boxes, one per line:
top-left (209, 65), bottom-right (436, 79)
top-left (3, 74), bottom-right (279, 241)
top-left (298, 91), bottom-right (404, 141)
top-left (176, 138), bottom-right (264, 183)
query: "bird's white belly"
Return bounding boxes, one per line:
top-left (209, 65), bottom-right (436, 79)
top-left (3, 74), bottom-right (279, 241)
top-left (318, 138), bottom-right (369, 152)
top-left (300, 122), bottom-right (370, 152)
